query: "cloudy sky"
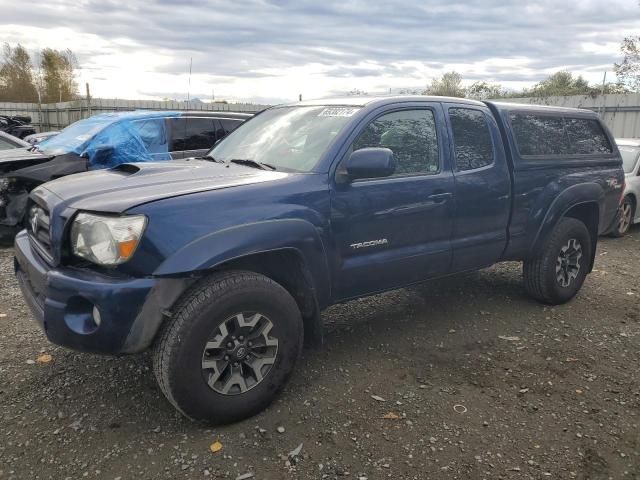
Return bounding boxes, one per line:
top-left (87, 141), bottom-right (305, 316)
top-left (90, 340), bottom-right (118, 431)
top-left (0, 0), bottom-right (638, 104)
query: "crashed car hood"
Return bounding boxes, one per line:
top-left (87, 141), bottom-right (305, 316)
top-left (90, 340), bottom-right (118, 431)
top-left (35, 159), bottom-right (289, 212)
top-left (0, 147), bottom-right (51, 165)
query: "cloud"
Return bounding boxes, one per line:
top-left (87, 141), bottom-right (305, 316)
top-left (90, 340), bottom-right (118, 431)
top-left (0, 0), bottom-right (636, 102)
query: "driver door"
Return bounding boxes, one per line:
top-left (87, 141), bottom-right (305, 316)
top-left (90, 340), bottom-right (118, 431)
top-left (330, 104), bottom-right (455, 300)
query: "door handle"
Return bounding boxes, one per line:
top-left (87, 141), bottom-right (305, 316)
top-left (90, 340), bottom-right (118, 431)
top-left (428, 192), bottom-right (453, 203)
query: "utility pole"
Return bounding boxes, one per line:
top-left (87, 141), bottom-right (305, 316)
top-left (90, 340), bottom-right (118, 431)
top-left (187, 57), bottom-right (192, 106)
top-left (600, 72), bottom-right (607, 118)
top-left (36, 88), bottom-right (43, 134)
top-left (86, 83), bottom-right (92, 117)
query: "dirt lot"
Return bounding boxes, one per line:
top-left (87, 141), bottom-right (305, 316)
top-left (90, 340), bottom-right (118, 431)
top-left (1, 227), bottom-right (639, 480)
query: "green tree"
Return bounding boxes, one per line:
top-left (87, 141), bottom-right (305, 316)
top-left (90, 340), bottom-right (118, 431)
top-left (40, 48), bottom-right (78, 103)
top-left (466, 81), bottom-right (509, 100)
top-left (527, 71), bottom-right (592, 97)
top-left (522, 70), bottom-right (628, 98)
top-left (615, 36), bottom-right (640, 92)
top-left (424, 71), bottom-right (466, 97)
top-left (0, 43), bottom-right (38, 102)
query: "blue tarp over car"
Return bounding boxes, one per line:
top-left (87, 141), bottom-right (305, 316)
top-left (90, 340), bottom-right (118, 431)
top-left (37, 110), bottom-right (180, 168)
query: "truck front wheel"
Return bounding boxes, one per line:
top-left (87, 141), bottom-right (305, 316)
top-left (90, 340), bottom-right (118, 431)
top-left (153, 271), bottom-right (303, 424)
top-left (523, 217), bottom-right (592, 305)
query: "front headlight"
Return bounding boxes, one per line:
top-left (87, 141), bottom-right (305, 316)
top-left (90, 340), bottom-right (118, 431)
top-left (71, 213), bottom-right (147, 266)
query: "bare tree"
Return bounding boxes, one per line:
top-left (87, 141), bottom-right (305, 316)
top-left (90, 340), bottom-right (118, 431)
top-left (615, 36), bottom-right (640, 92)
top-left (0, 43), bottom-right (38, 102)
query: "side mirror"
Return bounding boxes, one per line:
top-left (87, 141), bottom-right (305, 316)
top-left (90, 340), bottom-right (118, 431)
top-left (346, 147), bottom-right (396, 180)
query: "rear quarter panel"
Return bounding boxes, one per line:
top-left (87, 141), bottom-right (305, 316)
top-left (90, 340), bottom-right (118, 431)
top-left (503, 164), bottom-right (623, 259)
top-left (492, 107), bottom-right (624, 259)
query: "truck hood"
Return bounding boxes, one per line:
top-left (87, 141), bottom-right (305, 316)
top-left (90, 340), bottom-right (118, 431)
top-left (0, 147), bottom-right (51, 165)
top-left (35, 159), bottom-right (289, 212)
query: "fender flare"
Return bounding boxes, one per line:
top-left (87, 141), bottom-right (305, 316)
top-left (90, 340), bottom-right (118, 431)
top-left (530, 182), bottom-right (603, 257)
top-left (153, 218), bottom-right (331, 306)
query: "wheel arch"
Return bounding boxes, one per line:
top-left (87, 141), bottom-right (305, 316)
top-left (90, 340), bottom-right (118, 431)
top-left (529, 182), bottom-right (603, 266)
top-left (532, 199), bottom-right (599, 272)
top-left (562, 202), bottom-right (599, 272)
top-left (207, 249), bottom-right (324, 347)
top-left (153, 219), bottom-right (330, 347)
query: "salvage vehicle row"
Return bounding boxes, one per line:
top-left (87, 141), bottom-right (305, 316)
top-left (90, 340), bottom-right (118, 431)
top-left (0, 110), bottom-right (250, 241)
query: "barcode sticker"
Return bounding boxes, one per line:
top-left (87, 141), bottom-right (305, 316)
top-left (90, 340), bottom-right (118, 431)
top-left (318, 107), bottom-right (359, 117)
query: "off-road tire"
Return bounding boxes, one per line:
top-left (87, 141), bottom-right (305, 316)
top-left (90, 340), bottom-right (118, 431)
top-left (153, 270), bottom-right (303, 424)
top-left (523, 217), bottom-right (591, 305)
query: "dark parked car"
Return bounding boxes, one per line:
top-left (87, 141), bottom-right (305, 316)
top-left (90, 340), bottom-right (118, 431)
top-left (0, 131), bottom-right (30, 150)
top-left (0, 115), bottom-right (36, 139)
top-left (15, 96), bottom-right (623, 424)
top-left (0, 110), bottom-right (251, 240)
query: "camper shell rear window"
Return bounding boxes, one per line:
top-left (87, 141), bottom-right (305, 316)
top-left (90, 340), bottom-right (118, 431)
top-left (509, 112), bottom-right (613, 158)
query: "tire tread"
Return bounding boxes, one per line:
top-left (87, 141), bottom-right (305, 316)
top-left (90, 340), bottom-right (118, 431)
top-left (152, 270), bottom-right (302, 421)
top-left (523, 217), bottom-right (590, 305)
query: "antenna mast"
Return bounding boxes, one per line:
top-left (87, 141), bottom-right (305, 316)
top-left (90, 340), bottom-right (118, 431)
top-left (187, 57), bottom-right (193, 104)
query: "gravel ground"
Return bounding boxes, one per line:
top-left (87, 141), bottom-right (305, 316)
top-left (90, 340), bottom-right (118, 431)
top-left (1, 226), bottom-right (639, 480)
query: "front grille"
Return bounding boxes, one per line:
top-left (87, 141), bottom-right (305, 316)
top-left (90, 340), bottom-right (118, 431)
top-left (27, 202), bottom-right (53, 261)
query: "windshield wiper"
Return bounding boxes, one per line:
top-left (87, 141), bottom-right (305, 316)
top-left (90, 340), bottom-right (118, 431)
top-left (229, 158), bottom-right (276, 171)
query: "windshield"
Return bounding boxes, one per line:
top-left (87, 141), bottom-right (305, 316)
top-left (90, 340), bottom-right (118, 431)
top-left (620, 145), bottom-right (640, 173)
top-left (208, 106), bottom-right (360, 172)
top-left (37, 115), bottom-right (116, 155)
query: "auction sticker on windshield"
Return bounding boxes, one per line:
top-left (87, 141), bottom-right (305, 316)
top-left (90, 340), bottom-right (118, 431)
top-left (318, 107), bottom-right (359, 117)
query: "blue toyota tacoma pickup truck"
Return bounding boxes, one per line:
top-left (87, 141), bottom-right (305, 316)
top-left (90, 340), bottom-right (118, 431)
top-left (13, 96), bottom-right (624, 424)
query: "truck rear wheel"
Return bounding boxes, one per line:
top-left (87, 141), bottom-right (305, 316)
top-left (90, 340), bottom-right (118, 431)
top-left (153, 271), bottom-right (303, 424)
top-left (523, 217), bottom-right (592, 305)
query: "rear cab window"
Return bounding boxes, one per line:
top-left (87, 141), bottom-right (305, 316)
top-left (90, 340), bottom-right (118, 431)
top-left (449, 108), bottom-right (494, 171)
top-left (508, 112), bottom-right (613, 159)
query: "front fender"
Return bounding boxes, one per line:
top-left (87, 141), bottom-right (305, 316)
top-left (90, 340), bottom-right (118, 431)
top-left (529, 182), bottom-right (603, 254)
top-left (153, 218), bottom-right (331, 305)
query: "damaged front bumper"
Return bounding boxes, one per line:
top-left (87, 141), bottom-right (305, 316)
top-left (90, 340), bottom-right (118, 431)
top-left (13, 230), bottom-right (193, 354)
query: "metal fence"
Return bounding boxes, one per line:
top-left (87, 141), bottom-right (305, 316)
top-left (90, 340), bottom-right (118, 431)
top-left (3, 94), bottom-right (640, 138)
top-left (499, 93), bottom-right (640, 139)
top-left (0, 98), bottom-right (269, 132)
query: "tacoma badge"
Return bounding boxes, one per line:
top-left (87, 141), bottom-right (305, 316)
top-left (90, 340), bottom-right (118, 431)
top-left (350, 239), bottom-right (389, 249)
